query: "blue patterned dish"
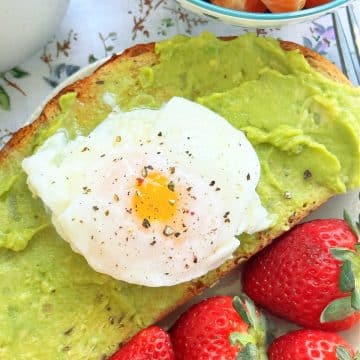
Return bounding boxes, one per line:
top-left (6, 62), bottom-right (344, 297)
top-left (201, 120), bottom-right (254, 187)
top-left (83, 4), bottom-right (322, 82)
top-left (176, 0), bottom-right (350, 27)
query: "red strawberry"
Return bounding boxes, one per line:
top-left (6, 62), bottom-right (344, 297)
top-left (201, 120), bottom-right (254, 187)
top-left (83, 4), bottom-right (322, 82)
top-left (242, 216), bottom-right (360, 331)
top-left (268, 329), bottom-right (357, 360)
top-left (110, 326), bottom-right (175, 360)
top-left (170, 295), bottom-right (267, 359)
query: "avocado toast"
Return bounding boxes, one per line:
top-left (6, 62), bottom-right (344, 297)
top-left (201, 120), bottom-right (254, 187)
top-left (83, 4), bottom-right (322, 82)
top-left (0, 33), bottom-right (359, 359)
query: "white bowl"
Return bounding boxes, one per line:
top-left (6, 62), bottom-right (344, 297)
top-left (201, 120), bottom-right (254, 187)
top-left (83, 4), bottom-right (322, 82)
top-left (0, 0), bottom-right (70, 72)
top-left (176, 0), bottom-right (351, 27)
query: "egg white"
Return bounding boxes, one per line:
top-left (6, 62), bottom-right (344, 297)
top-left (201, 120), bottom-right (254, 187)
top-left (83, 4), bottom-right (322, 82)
top-left (22, 97), bottom-right (271, 286)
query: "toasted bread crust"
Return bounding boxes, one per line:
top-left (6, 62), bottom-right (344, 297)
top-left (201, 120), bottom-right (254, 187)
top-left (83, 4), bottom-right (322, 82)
top-left (0, 38), bottom-right (351, 345)
top-left (280, 41), bottom-right (350, 85)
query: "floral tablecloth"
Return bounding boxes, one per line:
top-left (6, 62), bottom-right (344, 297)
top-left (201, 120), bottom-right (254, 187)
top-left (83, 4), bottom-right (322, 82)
top-left (0, 0), bottom-right (359, 349)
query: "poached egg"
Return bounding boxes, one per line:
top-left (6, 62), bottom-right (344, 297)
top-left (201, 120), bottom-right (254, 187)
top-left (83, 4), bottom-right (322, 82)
top-left (22, 97), bottom-right (271, 286)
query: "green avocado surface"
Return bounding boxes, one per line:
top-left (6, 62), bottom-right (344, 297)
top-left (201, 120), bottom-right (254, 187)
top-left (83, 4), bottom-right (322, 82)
top-left (0, 33), bottom-right (359, 359)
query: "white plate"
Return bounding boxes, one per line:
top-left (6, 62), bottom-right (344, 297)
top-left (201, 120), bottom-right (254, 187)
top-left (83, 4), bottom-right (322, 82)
top-left (26, 50), bottom-right (360, 351)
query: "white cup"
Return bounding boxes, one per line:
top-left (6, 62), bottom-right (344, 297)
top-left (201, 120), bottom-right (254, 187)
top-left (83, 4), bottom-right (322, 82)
top-left (0, 0), bottom-right (70, 72)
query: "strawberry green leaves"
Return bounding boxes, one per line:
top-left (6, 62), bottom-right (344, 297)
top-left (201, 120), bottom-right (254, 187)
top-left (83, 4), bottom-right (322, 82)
top-left (336, 346), bottom-right (352, 360)
top-left (340, 260), bottom-right (356, 293)
top-left (231, 295), bottom-right (267, 360)
top-left (336, 346), bottom-right (360, 360)
top-left (229, 332), bottom-right (255, 348)
top-left (233, 295), bottom-right (257, 327)
top-left (352, 289), bottom-right (360, 310)
top-left (321, 297), bottom-right (356, 323)
top-left (321, 214), bottom-right (360, 323)
top-left (331, 248), bottom-right (356, 262)
top-left (236, 343), bottom-right (258, 360)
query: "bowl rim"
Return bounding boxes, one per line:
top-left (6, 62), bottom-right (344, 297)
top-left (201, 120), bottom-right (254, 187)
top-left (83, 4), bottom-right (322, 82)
top-left (180, 0), bottom-right (349, 20)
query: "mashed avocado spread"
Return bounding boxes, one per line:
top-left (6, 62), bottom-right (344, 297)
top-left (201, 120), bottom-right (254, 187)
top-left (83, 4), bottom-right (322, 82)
top-left (0, 33), bottom-right (359, 359)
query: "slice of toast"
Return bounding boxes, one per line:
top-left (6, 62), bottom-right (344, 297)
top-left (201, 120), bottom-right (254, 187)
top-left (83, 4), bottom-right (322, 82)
top-left (0, 34), bottom-right (358, 359)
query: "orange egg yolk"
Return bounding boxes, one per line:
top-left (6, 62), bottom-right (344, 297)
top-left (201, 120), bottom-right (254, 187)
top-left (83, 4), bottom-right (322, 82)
top-left (133, 171), bottom-right (178, 223)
